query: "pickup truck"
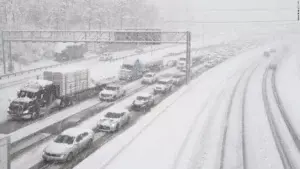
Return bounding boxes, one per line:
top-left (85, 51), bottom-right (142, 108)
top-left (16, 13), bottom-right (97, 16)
top-left (99, 84), bottom-right (126, 101)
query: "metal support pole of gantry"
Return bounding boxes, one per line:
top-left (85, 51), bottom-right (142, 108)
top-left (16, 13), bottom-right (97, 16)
top-left (1, 31), bottom-right (6, 74)
top-left (8, 41), bottom-right (12, 72)
top-left (186, 31), bottom-right (191, 84)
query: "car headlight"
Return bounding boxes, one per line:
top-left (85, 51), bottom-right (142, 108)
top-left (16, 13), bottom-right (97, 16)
top-left (23, 110), bottom-right (29, 114)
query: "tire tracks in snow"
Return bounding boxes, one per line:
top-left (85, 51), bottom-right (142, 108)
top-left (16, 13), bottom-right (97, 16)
top-left (271, 64), bottom-right (300, 152)
top-left (262, 67), bottom-right (295, 169)
top-left (170, 60), bottom-right (260, 169)
top-left (219, 63), bottom-right (259, 169)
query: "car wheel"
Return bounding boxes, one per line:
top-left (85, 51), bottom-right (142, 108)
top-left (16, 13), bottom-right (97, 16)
top-left (127, 117), bottom-right (131, 124)
top-left (115, 124), bottom-right (120, 132)
top-left (87, 139), bottom-right (93, 147)
top-left (31, 112), bottom-right (38, 120)
top-left (66, 152), bottom-right (74, 162)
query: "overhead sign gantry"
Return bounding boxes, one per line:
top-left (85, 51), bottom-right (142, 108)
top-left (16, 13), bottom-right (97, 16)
top-left (1, 29), bottom-right (191, 83)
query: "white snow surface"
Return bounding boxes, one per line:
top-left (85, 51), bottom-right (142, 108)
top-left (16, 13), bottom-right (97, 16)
top-left (73, 42), bottom-right (280, 169)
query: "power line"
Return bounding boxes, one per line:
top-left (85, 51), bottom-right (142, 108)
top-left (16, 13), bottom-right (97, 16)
top-left (193, 8), bottom-right (295, 12)
top-left (165, 20), bottom-right (297, 24)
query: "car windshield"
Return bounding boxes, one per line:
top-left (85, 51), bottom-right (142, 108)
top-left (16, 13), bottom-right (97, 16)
top-left (144, 74), bottom-right (153, 78)
top-left (54, 135), bottom-right (75, 144)
top-left (122, 64), bottom-right (134, 70)
top-left (137, 96), bottom-right (148, 101)
top-left (157, 80), bottom-right (168, 85)
top-left (173, 75), bottom-right (183, 78)
top-left (19, 91), bottom-right (36, 99)
top-left (105, 112), bottom-right (124, 118)
top-left (105, 86), bottom-right (118, 91)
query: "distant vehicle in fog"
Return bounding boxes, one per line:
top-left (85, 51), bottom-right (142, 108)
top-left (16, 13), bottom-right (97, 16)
top-left (99, 53), bottom-right (113, 61)
top-left (142, 72), bottom-right (157, 84)
top-left (119, 57), bottom-right (163, 81)
top-left (54, 42), bottom-right (87, 62)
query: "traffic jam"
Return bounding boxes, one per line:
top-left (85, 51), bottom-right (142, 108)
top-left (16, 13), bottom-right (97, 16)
top-left (5, 40), bottom-right (255, 169)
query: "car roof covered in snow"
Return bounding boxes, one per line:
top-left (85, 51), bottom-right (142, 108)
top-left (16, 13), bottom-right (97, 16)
top-left (106, 108), bottom-right (129, 114)
top-left (158, 77), bottom-right (172, 82)
top-left (137, 92), bottom-right (152, 98)
top-left (13, 97), bottom-right (33, 103)
top-left (106, 83), bottom-right (121, 88)
top-left (173, 72), bottom-right (185, 77)
top-left (61, 127), bottom-right (92, 137)
top-left (144, 72), bottom-right (155, 76)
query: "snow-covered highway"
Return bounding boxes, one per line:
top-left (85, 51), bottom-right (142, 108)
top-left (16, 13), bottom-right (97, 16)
top-left (70, 38), bottom-right (300, 169)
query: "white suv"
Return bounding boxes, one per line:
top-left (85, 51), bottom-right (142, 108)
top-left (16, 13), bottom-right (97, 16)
top-left (142, 72), bottom-right (157, 84)
top-left (154, 78), bottom-right (173, 94)
top-left (99, 84), bottom-right (126, 101)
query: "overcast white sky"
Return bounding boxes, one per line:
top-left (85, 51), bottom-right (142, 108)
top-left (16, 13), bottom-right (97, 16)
top-left (149, 0), bottom-right (297, 21)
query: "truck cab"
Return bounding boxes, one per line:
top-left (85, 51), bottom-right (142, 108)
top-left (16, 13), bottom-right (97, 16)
top-left (119, 59), bottom-right (144, 81)
top-left (7, 80), bottom-right (58, 120)
top-left (8, 97), bottom-right (40, 120)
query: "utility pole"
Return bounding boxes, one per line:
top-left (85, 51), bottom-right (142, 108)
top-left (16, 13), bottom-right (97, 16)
top-left (1, 31), bottom-right (6, 74)
top-left (297, 1), bottom-right (300, 21)
top-left (186, 31), bottom-right (191, 84)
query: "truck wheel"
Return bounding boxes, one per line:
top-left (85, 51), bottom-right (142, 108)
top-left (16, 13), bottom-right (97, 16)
top-left (66, 152), bottom-right (74, 162)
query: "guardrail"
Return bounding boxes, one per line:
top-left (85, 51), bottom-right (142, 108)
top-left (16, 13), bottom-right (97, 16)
top-left (0, 44), bottom-right (179, 80)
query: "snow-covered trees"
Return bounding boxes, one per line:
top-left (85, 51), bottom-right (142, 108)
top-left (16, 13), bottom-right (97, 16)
top-left (0, 0), bottom-right (159, 30)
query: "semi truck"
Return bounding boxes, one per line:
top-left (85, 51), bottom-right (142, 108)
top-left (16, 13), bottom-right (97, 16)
top-left (119, 56), bottom-right (163, 81)
top-left (7, 67), bottom-right (109, 120)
